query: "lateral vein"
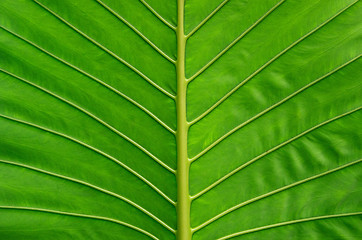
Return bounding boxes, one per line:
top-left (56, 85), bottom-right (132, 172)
top-left (186, 0), bottom-right (230, 39)
top-left (189, 56), bottom-right (361, 163)
top-left (140, 0), bottom-right (176, 30)
top-left (192, 158), bottom-right (362, 232)
top-left (186, 0), bottom-right (285, 82)
top-left (0, 114), bottom-right (176, 206)
top-left (191, 107), bottom-right (361, 199)
top-left (0, 159), bottom-right (175, 233)
top-left (94, 0), bottom-right (176, 64)
top-left (189, 0), bottom-right (358, 125)
top-left (32, 0), bottom-right (175, 99)
top-left (0, 26), bottom-right (176, 135)
top-left (217, 212), bottom-right (362, 239)
top-left (0, 206), bottom-right (159, 240)
top-left (0, 69), bottom-right (175, 174)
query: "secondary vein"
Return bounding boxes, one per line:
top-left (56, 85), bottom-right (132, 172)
top-left (191, 107), bottom-right (361, 199)
top-left (0, 26), bottom-right (176, 135)
top-left (32, 0), bottom-right (175, 99)
top-left (0, 159), bottom-right (175, 233)
top-left (0, 69), bottom-right (175, 173)
top-left (188, 0), bottom-right (358, 125)
top-left (94, 0), bottom-right (176, 64)
top-left (217, 212), bottom-right (362, 239)
top-left (186, 0), bottom-right (285, 82)
top-left (185, 0), bottom-right (230, 38)
top-left (188, 55), bottom-right (361, 163)
top-left (192, 158), bottom-right (362, 232)
top-left (140, 0), bottom-right (176, 30)
top-left (0, 206), bottom-right (159, 240)
top-left (0, 114), bottom-right (176, 206)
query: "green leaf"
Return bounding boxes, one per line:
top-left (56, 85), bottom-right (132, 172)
top-left (0, 0), bottom-right (361, 239)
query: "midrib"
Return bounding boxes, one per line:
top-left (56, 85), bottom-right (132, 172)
top-left (175, 0), bottom-right (191, 239)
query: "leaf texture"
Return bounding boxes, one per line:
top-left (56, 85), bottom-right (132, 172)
top-left (0, 0), bottom-right (361, 239)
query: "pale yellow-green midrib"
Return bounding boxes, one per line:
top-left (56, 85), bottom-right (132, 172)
top-left (175, 0), bottom-right (191, 239)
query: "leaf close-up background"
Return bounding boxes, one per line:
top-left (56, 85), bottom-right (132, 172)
top-left (0, 0), bottom-right (361, 239)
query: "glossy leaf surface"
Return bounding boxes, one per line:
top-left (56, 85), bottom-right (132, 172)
top-left (0, 0), bottom-right (361, 239)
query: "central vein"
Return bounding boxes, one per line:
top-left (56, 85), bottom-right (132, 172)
top-left (175, 0), bottom-right (191, 239)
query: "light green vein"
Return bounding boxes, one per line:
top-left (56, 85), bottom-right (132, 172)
top-left (140, 0), bottom-right (176, 30)
top-left (0, 159), bottom-right (175, 233)
top-left (0, 206), bottom-right (158, 240)
top-left (189, 55), bottom-right (361, 163)
top-left (0, 26), bottom-right (175, 135)
top-left (32, 0), bottom-right (176, 99)
top-left (0, 114), bottom-right (176, 206)
top-left (94, 0), bottom-right (176, 64)
top-left (0, 69), bottom-right (175, 173)
top-left (186, 0), bottom-right (285, 82)
top-left (191, 107), bottom-right (361, 199)
top-left (186, 0), bottom-right (230, 38)
top-left (175, 0), bottom-right (191, 238)
top-left (188, 0), bottom-right (358, 125)
top-left (192, 158), bottom-right (362, 232)
top-left (217, 212), bottom-right (362, 239)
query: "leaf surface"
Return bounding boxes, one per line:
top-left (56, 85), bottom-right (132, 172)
top-left (0, 0), bottom-right (361, 239)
